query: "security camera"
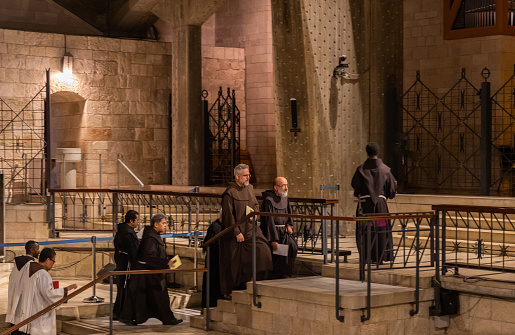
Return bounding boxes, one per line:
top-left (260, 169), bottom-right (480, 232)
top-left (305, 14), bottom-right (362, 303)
top-left (339, 55), bottom-right (347, 64)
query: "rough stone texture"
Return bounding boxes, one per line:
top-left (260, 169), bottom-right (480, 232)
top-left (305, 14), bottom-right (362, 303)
top-left (212, 0), bottom-right (276, 185)
top-left (403, 1), bottom-right (515, 96)
top-left (271, 0), bottom-right (403, 218)
top-left (0, 28), bottom-right (172, 188)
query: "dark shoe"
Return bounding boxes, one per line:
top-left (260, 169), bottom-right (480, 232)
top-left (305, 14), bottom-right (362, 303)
top-left (163, 318), bottom-right (183, 325)
top-left (118, 318), bottom-right (136, 326)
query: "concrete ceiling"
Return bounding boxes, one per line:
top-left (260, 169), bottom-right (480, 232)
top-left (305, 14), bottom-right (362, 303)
top-left (53, 0), bottom-right (161, 39)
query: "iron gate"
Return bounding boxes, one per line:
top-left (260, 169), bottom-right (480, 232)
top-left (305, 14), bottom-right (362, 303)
top-left (402, 67), bottom-right (515, 194)
top-left (202, 87), bottom-right (241, 185)
top-left (0, 77), bottom-right (49, 203)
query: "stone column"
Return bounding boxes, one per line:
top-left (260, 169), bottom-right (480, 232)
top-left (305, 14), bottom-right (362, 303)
top-left (171, 25), bottom-right (203, 185)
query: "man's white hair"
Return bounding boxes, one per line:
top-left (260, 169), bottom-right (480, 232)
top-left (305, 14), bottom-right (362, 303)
top-left (234, 163), bottom-right (249, 177)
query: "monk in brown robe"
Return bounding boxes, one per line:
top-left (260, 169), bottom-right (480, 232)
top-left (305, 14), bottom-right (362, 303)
top-left (220, 163), bottom-right (273, 297)
top-left (260, 177), bottom-right (298, 279)
top-left (352, 142), bottom-right (397, 272)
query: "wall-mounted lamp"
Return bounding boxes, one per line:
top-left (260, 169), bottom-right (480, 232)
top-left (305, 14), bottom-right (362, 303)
top-left (55, 36), bottom-right (76, 87)
top-left (289, 98), bottom-right (301, 136)
top-left (332, 55), bottom-right (349, 79)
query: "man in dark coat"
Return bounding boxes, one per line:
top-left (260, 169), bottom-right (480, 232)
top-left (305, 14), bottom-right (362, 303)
top-left (220, 163), bottom-right (273, 297)
top-left (260, 177), bottom-right (298, 279)
top-left (119, 214), bottom-right (182, 326)
top-left (201, 213), bottom-right (222, 308)
top-left (113, 210), bottom-right (140, 319)
top-left (351, 142), bottom-right (397, 271)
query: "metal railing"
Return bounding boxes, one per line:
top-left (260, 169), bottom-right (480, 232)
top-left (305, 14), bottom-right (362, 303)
top-left (0, 268), bottom-right (206, 335)
top-left (203, 211), bottom-right (435, 329)
top-left (433, 204), bottom-right (515, 279)
top-left (49, 188), bottom-right (337, 259)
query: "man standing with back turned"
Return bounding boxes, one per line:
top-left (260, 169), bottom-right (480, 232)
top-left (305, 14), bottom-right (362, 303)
top-left (220, 163), bottom-right (272, 298)
top-left (351, 142), bottom-right (397, 270)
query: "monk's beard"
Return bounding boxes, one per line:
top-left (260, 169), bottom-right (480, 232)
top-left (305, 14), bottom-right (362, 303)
top-left (278, 190), bottom-right (288, 198)
top-left (243, 180), bottom-right (249, 187)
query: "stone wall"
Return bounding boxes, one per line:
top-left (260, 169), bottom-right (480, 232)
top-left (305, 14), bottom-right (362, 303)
top-left (0, 28), bottom-right (172, 188)
top-left (272, 0), bottom-right (403, 218)
top-left (212, 0), bottom-right (276, 186)
top-left (403, 1), bottom-right (515, 94)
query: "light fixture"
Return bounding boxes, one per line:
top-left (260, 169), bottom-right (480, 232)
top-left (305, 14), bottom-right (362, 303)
top-left (332, 55), bottom-right (349, 79)
top-left (55, 36), bottom-right (76, 87)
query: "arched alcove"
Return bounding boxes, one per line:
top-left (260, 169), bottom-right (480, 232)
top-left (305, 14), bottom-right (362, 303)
top-left (50, 91), bottom-right (86, 188)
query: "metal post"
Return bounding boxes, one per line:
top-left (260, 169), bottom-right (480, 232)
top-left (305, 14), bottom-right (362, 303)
top-left (330, 204), bottom-right (335, 263)
top-left (192, 228), bottom-right (198, 291)
top-left (83, 236), bottom-right (104, 303)
top-left (480, 78), bottom-right (492, 195)
top-left (410, 218), bottom-right (420, 316)
top-left (442, 211), bottom-right (447, 276)
top-left (187, 199), bottom-right (192, 246)
top-left (252, 216), bottom-right (261, 308)
top-left (0, 172), bottom-right (4, 259)
top-left (112, 192), bottom-right (118, 237)
top-left (117, 154), bottom-right (120, 189)
top-left (334, 218), bottom-right (344, 322)
top-left (109, 275), bottom-right (113, 334)
top-left (50, 193), bottom-right (55, 238)
top-left (205, 246), bottom-right (211, 331)
top-left (99, 153), bottom-right (102, 188)
top-left (82, 153), bottom-right (85, 187)
top-left (322, 205), bottom-right (328, 265)
top-left (361, 221), bottom-right (371, 322)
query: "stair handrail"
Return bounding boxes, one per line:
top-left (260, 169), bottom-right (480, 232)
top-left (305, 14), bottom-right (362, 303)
top-left (117, 158), bottom-right (144, 189)
top-left (48, 187), bottom-right (339, 204)
top-left (202, 211), bottom-right (435, 330)
top-left (1, 268), bottom-right (207, 335)
top-left (432, 204), bottom-right (515, 214)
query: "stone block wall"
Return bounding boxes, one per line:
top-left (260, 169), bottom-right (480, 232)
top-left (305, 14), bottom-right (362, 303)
top-left (211, 0), bottom-right (276, 186)
top-left (403, 1), bottom-right (515, 94)
top-left (272, 0), bottom-right (403, 220)
top-left (0, 28), bottom-right (172, 189)
top-left (196, 287), bottom-right (444, 335)
top-left (201, 44), bottom-right (247, 149)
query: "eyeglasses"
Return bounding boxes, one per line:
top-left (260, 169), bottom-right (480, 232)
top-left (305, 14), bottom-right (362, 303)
top-left (275, 184), bottom-right (288, 187)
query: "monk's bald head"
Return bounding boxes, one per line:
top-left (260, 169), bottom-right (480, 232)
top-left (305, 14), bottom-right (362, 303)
top-left (273, 177), bottom-right (288, 198)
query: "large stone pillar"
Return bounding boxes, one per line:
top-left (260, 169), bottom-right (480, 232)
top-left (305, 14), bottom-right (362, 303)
top-left (171, 25), bottom-right (203, 185)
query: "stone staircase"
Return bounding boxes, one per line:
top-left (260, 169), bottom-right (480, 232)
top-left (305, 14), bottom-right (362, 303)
top-left (190, 259), bottom-right (436, 335)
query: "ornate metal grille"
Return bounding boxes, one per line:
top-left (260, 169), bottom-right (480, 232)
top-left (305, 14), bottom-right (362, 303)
top-left (491, 68), bottom-right (515, 192)
top-left (0, 86), bottom-right (47, 203)
top-left (203, 87), bottom-right (241, 185)
top-left (403, 69), bottom-right (482, 192)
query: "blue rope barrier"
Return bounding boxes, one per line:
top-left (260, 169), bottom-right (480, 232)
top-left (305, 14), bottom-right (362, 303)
top-left (0, 232), bottom-right (204, 248)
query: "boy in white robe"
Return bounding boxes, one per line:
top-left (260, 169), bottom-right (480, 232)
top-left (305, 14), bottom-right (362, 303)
top-left (18, 248), bottom-right (77, 335)
top-left (6, 240), bottom-right (40, 332)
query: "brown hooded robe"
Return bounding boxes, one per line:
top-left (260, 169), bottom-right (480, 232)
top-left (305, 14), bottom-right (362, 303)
top-left (220, 182), bottom-right (273, 295)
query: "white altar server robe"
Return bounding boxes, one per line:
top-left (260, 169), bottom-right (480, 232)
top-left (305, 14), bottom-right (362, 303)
top-left (19, 264), bottom-right (66, 335)
top-left (5, 258), bottom-right (34, 325)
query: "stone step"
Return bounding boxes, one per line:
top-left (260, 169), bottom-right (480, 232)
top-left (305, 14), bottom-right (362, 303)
top-left (192, 276), bottom-right (435, 334)
top-left (321, 262), bottom-right (435, 289)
